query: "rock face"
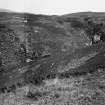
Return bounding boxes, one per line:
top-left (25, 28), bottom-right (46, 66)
top-left (0, 12), bottom-right (105, 92)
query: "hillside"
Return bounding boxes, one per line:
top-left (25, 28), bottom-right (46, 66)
top-left (0, 11), bottom-right (105, 105)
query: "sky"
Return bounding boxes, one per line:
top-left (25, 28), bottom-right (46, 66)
top-left (0, 0), bottom-right (105, 15)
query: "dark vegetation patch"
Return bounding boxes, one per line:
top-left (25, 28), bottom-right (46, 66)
top-left (26, 91), bottom-right (48, 100)
top-left (65, 17), bottom-right (86, 29)
top-left (23, 58), bottom-right (58, 86)
top-left (0, 81), bottom-right (23, 94)
top-left (64, 17), bottom-right (105, 44)
top-left (25, 14), bottom-right (49, 23)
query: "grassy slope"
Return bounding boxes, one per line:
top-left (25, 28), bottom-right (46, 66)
top-left (0, 12), bottom-right (105, 105)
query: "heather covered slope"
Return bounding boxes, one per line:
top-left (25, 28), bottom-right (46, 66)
top-left (0, 12), bottom-right (105, 105)
top-left (0, 12), bottom-right (91, 88)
